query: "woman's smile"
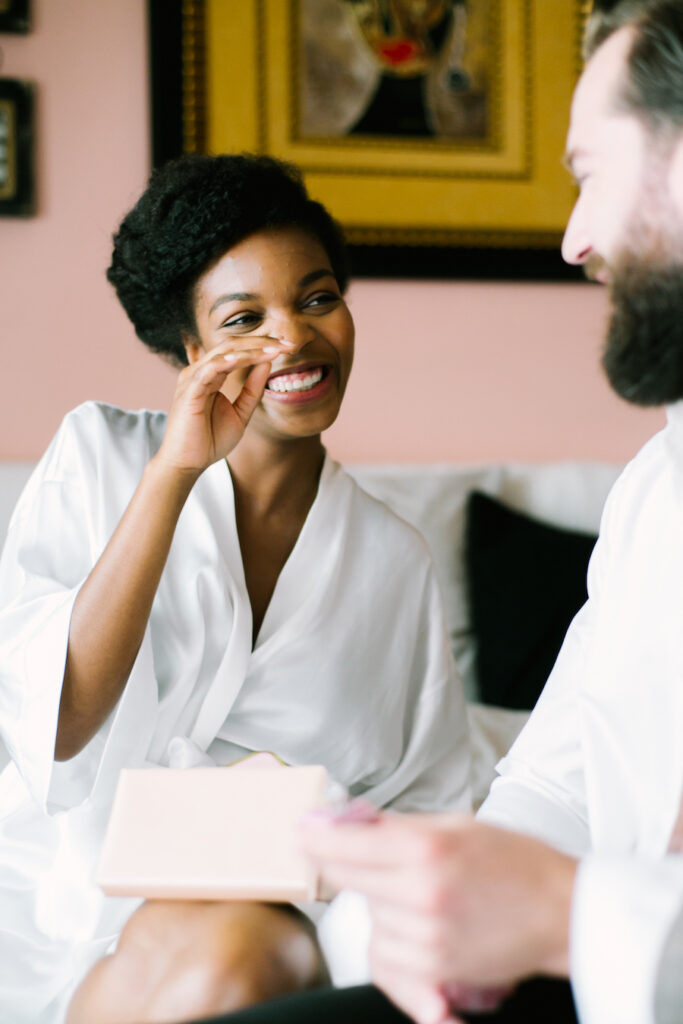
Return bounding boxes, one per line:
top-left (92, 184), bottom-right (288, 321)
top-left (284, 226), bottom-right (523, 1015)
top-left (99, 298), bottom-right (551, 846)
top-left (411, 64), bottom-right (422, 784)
top-left (263, 363), bottom-right (333, 404)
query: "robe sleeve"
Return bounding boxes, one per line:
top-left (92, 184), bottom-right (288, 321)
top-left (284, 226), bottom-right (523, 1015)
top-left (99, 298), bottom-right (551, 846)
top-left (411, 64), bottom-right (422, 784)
top-left (0, 406), bottom-right (113, 811)
top-left (358, 560), bottom-right (471, 814)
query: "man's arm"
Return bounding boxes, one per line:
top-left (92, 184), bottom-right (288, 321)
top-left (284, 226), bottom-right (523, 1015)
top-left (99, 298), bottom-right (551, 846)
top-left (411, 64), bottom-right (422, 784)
top-left (303, 814), bottom-right (576, 1024)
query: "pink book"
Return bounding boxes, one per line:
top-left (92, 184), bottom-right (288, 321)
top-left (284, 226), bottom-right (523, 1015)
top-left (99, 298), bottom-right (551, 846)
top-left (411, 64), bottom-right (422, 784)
top-left (97, 761), bottom-right (329, 902)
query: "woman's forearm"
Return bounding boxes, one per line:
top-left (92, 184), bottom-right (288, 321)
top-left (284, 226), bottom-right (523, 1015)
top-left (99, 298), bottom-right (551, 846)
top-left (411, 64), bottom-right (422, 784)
top-left (55, 457), bottom-right (199, 761)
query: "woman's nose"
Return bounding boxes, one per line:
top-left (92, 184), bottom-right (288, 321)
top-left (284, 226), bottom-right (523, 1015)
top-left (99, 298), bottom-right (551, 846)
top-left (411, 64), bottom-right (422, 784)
top-left (268, 316), bottom-right (314, 352)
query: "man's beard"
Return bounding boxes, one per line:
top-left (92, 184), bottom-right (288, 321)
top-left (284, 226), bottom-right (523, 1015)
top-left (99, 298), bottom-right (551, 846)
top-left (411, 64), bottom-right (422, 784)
top-left (603, 254), bottom-right (683, 406)
top-left (600, 181), bottom-right (683, 407)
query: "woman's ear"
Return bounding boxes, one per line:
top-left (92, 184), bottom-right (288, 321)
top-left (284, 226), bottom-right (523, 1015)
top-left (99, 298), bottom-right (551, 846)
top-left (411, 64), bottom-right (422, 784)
top-left (182, 332), bottom-right (203, 366)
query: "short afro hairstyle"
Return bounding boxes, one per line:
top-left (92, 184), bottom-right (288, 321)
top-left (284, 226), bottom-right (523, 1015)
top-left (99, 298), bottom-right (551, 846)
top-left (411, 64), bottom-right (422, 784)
top-left (107, 153), bottom-right (349, 366)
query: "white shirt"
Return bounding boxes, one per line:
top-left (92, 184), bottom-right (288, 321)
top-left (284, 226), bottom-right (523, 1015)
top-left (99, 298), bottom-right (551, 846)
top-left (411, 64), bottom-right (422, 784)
top-left (0, 401), bottom-right (470, 1024)
top-left (480, 401), bottom-right (683, 1024)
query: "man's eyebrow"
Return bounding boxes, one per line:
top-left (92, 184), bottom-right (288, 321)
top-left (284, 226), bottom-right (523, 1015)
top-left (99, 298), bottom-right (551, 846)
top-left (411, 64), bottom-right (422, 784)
top-left (562, 151), bottom-right (574, 173)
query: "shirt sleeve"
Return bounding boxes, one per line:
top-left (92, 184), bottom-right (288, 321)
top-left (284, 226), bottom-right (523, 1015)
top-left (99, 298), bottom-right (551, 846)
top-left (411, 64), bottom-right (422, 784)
top-left (475, 598), bottom-right (592, 856)
top-left (476, 503), bottom-right (614, 856)
top-left (571, 855), bottom-right (683, 1024)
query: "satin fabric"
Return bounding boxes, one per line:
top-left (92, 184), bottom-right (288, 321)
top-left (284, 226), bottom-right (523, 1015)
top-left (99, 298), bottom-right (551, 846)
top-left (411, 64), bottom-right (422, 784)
top-left (479, 402), bottom-right (683, 1024)
top-left (0, 401), bottom-right (470, 1024)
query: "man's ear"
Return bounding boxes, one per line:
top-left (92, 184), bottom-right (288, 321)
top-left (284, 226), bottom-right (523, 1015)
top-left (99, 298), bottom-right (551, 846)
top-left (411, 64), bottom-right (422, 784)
top-left (182, 332), bottom-right (203, 366)
top-left (668, 133), bottom-right (683, 215)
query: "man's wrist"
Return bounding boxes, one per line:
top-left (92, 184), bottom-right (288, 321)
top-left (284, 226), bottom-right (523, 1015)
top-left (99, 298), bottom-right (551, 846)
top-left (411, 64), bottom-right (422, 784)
top-left (539, 849), bottom-right (577, 977)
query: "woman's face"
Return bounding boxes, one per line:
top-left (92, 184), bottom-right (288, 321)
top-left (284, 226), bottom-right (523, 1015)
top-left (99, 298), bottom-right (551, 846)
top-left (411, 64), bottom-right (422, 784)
top-left (187, 226), bottom-right (354, 444)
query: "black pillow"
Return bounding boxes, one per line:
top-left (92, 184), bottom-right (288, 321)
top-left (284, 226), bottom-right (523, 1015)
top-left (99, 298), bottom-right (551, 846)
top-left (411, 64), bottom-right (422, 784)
top-left (465, 491), bottom-right (597, 711)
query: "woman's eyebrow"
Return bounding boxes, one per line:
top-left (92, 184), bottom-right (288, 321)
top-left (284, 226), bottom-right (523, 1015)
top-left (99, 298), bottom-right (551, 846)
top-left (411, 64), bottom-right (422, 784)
top-left (208, 269), bottom-right (335, 316)
top-left (298, 268), bottom-right (335, 287)
top-left (208, 292), bottom-right (257, 315)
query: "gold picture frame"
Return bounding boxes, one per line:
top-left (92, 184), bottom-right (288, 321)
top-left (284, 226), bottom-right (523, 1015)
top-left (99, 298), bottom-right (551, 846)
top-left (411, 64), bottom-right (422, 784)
top-left (151, 0), bottom-right (586, 277)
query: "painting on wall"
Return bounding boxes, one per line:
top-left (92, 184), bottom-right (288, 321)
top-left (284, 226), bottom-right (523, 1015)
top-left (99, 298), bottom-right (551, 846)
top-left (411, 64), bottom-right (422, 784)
top-left (149, 0), bottom-right (586, 280)
top-left (297, 0), bottom-right (491, 142)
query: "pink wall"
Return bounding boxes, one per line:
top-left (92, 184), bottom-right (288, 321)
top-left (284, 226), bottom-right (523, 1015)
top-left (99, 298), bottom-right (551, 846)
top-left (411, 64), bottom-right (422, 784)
top-left (0, 1), bottom-right (664, 466)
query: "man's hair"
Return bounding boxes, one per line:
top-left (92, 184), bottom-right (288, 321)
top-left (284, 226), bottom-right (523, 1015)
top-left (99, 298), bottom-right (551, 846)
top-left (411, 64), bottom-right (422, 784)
top-left (107, 153), bottom-right (349, 367)
top-left (584, 0), bottom-right (683, 134)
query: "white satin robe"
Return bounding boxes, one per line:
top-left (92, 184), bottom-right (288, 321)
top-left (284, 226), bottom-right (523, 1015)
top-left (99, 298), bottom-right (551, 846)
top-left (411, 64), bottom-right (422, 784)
top-left (0, 401), bottom-right (470, 1024)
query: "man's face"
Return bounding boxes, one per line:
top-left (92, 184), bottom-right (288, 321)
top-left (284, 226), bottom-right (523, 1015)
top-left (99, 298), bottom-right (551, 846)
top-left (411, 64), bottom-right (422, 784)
top-left (562, 27), bottom-right (683, 406)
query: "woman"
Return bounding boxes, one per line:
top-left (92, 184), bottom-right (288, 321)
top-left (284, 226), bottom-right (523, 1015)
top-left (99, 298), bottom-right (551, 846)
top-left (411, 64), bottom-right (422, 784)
top-left (0, 154), bottom-right (470, 1024)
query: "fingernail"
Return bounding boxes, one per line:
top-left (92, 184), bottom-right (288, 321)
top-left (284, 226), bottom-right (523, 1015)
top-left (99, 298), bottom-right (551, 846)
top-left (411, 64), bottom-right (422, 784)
top-left (419, 992), bottom-right (448, 1024)
top-left (263, 345), bottom-right (279, 355)
top-left (223, 352), bottom-right (238, 362)
top-left (301, 798), bottom-right (379, 827)
top-left (300, 809), bottom-right (335, 828)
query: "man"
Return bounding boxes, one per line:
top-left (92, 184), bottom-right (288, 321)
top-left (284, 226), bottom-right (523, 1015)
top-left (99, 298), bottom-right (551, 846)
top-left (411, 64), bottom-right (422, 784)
top-left (184, 2), bottom-right (683, 1023)
top-left (299, 3), bottom-right (683, 1024)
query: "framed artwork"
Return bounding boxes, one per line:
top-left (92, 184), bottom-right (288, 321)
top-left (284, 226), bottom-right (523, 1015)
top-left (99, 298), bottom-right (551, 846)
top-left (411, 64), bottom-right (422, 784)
top-left (149, 0), bottom-right (586, 280)
top-left (0, 0), bottom-right (30, 33)
top-left (0, 78), bottom-right (34, 216)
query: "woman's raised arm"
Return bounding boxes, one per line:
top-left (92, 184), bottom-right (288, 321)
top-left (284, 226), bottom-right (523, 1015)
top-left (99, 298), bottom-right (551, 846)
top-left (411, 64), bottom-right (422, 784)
top-left (56, 344), bottom-right (281, 761)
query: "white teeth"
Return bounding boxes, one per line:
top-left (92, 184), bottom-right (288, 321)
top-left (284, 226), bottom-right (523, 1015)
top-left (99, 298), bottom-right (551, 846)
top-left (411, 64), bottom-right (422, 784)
top-left (267, 368), bottom-right (324, 393)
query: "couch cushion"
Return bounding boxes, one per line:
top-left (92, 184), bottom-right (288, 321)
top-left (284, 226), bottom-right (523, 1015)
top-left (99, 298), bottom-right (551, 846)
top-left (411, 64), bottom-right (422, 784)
top-left (0, 463), bottom-right (34, 552)
top-left (347, 462), bottom-right (619, 700)
top-left (465, 490), bottom-right (598, 711)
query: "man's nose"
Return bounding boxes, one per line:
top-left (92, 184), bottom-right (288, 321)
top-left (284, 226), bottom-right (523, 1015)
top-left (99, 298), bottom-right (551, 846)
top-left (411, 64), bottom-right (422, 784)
top-left (561, 203), bottom-right (592, 266)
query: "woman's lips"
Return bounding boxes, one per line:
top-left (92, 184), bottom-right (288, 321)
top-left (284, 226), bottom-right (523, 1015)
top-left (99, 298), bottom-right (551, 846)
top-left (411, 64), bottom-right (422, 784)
top-left (263, 364), bottom-right (333, 404)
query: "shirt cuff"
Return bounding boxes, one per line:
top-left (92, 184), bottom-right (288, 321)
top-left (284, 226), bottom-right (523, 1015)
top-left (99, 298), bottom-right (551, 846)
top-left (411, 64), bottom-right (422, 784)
top-left (571, 855), bottom-right (683, 1024)
top-left (316, 889), bottom-right (372, 986)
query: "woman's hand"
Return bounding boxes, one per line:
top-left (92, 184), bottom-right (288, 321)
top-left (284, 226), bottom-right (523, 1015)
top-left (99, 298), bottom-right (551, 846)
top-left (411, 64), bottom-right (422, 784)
top-left (157, 337), bottom-right (293, 475)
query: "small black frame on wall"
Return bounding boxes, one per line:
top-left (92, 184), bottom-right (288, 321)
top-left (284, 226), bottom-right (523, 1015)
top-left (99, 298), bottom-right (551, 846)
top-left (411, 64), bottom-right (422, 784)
top-left (0, 78), bottom-right (35, 215)
top-left (0, 0), bottom-right (30, 33)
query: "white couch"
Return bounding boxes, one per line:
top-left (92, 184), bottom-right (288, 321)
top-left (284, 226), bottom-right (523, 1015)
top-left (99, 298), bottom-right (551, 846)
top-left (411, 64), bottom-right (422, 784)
top-left (0, 457), bottom-right (621, 806)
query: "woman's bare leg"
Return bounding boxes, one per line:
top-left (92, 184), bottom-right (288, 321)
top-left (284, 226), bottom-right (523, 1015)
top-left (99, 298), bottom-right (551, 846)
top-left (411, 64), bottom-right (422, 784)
top-left (66, 900), bottom-right (327, 1024)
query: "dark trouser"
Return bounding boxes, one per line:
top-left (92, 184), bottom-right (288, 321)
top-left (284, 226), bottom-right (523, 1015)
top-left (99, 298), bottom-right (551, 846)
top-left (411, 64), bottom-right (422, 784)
top-left (186, 978), bottom-right (578, 1024)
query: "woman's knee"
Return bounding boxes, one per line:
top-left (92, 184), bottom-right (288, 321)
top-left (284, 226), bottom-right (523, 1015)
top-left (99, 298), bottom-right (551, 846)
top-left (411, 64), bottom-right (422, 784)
top-left (68, 900), bottom-right (327, 1024)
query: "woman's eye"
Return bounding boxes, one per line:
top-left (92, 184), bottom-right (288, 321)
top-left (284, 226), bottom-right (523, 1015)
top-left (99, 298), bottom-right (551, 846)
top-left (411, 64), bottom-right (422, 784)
top-left (223, 312), bottom-right (262, 329)
top-left (304, 291), bottom-right (340, 310)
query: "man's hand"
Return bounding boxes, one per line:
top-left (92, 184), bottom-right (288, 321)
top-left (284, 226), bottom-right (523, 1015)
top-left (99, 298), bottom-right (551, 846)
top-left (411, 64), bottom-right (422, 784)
top-left (302, 812), bottom-right (577, 1024)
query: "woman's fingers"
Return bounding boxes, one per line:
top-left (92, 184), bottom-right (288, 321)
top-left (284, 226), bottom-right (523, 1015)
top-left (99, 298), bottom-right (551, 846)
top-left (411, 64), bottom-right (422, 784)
top-left (231, 362), bottom-right (273, 427)
top-left (205, 336), bottom-right (294, 366)
top-left (180, 345), bottom-right (281, 405)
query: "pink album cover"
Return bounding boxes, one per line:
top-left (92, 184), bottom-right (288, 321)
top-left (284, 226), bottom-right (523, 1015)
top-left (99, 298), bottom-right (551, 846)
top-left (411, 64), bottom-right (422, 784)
top-left (96, 763), bottom-right (329, 902)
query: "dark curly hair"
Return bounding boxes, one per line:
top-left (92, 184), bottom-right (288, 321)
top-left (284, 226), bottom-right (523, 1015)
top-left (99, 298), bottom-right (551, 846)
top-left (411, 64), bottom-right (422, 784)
top-left (107, 153), bottom-right (349, 366)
